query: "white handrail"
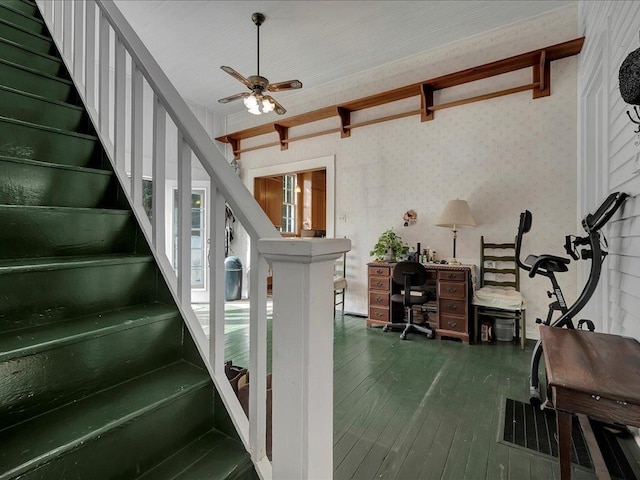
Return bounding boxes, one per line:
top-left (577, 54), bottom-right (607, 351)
top-left (36, 2), bottom-right (348, 478)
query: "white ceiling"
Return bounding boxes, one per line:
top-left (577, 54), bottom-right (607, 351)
top-left (113, 0), bottom-right (576, 117)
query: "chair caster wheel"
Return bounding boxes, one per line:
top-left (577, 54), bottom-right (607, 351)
top-left (400, 333), bottom-right (407, 340)
top-left (382, 325), bottom-right (389, 332)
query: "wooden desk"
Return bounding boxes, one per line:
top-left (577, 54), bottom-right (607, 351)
top-left (540, 325), bottom-right (640, 479)
top-left (367, 262), bottom-right (474, 343)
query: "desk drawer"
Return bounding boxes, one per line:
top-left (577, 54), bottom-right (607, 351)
top-left (438, 270), bottom-right (466, 282)
top-left (440, 314), bottom-right (466, 333)
top-left (439, 281), bottom-right (466, 299)
top-left (368, 265), bottom-right (391, 277)
top-left (439, 298), bottom-right (467, 315)
top-left (369, 276), bottom-right (391, 291)
top-left (369, 291), bottom-right (389, 307)
top-left (369, 306), bottom-right (390, 323)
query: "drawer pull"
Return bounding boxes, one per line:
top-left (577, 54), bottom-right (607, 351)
top-left (448, 304), bottom-right (458, 310)
top-left (448, 273), bottom-right (455, 279)
top-left (375, 296), bottom-right (383, 302)
top-left (375, 311), bottom-right (383, 317)
top-left (376, 281), bottom-right (383, 287)
top-left (446, 287), bottom-right (457, 293)
top-left (447, 321), bottom-right (458, 328)
top-left (376, 268), bottom-right (383, 274)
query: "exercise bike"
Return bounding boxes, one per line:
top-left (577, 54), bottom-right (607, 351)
top-left (514, 191), bottom-right (628, 407)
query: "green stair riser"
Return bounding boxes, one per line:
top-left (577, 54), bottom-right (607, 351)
top-left (0, 315), bottom-right (184, 429)
top-left (0, 4), bottom-right (44, 35)
top-left (0, 58), bottom-right (73, 102)
top-left (2, 1), bottom-right (38, 17)
top-left (0, 363), bottom-right (213, 480)
top-left (0, 259), bottom-right (166, 331)
top-left (0, 38), bottom-right (65, 76)
top-left (0, 157), bottom-right (121, 208)
top-left (0, 206), bottom-right (144, 259)
top-left (0, 85), bottom-right (85, 131)
top-left (0, 18), bottom-right (53, 54)
top-left (0, 117), bottom-right (98, 166)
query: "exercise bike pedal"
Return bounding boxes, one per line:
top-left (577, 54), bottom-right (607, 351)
top-left (577, 319), bottom-right (595, 331)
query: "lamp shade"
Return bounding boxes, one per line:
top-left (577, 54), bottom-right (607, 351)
top-left (436, 199), bottom-right (476, 229)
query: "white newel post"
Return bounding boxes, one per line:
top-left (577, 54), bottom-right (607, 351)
top-left (258, 237), bottom-right (351, 480)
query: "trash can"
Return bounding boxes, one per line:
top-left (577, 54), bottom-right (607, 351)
top-left (494, 318), bottom-right (515, 342)
top-left (225, 256), bottom-right (243, 301)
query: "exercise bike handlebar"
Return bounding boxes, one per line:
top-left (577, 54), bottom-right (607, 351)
top-left (583, 191), bottom-right (628, 233)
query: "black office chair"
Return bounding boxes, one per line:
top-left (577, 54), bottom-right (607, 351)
top-left (385, 261), bottom-right (435, 340)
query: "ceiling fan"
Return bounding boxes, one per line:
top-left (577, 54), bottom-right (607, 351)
top-left (218, 12), bottom-right (303, 115)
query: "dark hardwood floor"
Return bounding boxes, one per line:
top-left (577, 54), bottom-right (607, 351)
top-left (204, 302), bottom-right (635, 479)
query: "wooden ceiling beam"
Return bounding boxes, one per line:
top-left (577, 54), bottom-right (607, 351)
top-left (215, 37), bottom-right (584, 156)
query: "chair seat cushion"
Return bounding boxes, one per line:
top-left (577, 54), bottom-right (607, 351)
top-left (334, 275), bottom-right (347, 290)
top-left (473, 287), bottom-right (525, 310)
top-left (391, 291), bottom-right (428, 306)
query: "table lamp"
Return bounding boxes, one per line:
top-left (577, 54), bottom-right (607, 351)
top-left (436, 199), bottom-right (476, 264)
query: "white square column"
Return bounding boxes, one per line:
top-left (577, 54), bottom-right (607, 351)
top-left (258, 237), bottom-right (350, 480)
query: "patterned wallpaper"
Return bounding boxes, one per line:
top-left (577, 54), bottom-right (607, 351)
top-left (223, 6), bottom-right (580, 339)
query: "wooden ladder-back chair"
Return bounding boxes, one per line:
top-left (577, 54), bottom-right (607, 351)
top-left (473, 236), bottom-right (526, 349)
top-left (334, 252), bottom-right (347, 316)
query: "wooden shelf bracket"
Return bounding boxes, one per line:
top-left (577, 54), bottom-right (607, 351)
top-left (337, 107), bottom-right (351, 138)
top-left (273, 123), bottom-right (289, 150)
top-left (421, 84), bottom-right (434, 122)
top-left (533, 50), bottom-right (550, 98)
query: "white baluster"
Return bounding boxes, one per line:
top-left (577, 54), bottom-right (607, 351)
top-left (72, 0), bottom-right (84, 87)
top-left (131, 65), bottom-right (144, 208)
top-left (62, 0), bottom-right (72, 62)
top-left (85, 0), bottom-right (96, 115)
top-left (98, 10), bottom-right (110, 135)
top-left (113, 37), bottom-right (126, 174)
top-left (210, 184), bottom-right (225, 374)
top-left (152, 96), bottom-right (167, 254)
top-left (249, 241), bottom-right (268, 464)
top-left (177, 136), bottom-right (192, 307)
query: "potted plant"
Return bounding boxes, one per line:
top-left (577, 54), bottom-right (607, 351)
top-left (370, 229), bottom-right (409, 262)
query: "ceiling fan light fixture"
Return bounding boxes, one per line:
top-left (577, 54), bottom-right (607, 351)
top-left (244, 92), bottom-right (276, 115)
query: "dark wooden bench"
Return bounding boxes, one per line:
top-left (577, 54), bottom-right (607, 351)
top-left (540, 325), bottom-right (640, 479)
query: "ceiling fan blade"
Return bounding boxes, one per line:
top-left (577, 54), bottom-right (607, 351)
top-left (218, 92), bottom-right (250, 104)
top-left (221, 66), bottom-right (253, 88)
top-left (265, 95), bottom-right (287, 115)
top-left (267, 79), bottom-right (303, 92)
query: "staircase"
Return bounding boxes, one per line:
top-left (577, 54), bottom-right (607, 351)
top-left (0, 1), bottom-right (255, 478)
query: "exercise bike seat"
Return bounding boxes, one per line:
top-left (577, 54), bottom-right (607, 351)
top-left (524, 254), bottom-right (570, 278)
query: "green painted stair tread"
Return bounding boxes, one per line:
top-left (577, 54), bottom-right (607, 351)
top-left (1, 0), bottom-right (38, 17)
top-left (0, 361), bottom-right (212, 480)
top-left (0, 35), bottom-right (64, 76)
top-left (0, 84), bottom-right (85, 131)
top-left (0, 253), bottom-right (154, 274)
top-left (0, 4), bottom-right (44, 35)
top-left (0, 16), bottom-right (53, 54)
top-left (0, 155), bottom-right (119, 208)
top-left (0, 205), bottom-right (141, 259)
top-left (0, 302), bottom-right (180, 361)
top-left (0, 57), bottom-right (74, 102)
top-left (137, 431), bottom-right (254, 480)
top-left (0, 115), bottom-right (98, 166)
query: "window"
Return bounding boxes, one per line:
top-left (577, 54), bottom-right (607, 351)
top-left (281, 174), bottom-right (296, 233)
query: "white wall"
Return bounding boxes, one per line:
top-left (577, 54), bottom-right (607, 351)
top-left (218, 6), bottom-right (581, 339)
top-left (578, 0), bottom-right (640, 338)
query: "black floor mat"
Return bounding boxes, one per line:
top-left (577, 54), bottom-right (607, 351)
top-left (501, 398), bottom-right (638, 479)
